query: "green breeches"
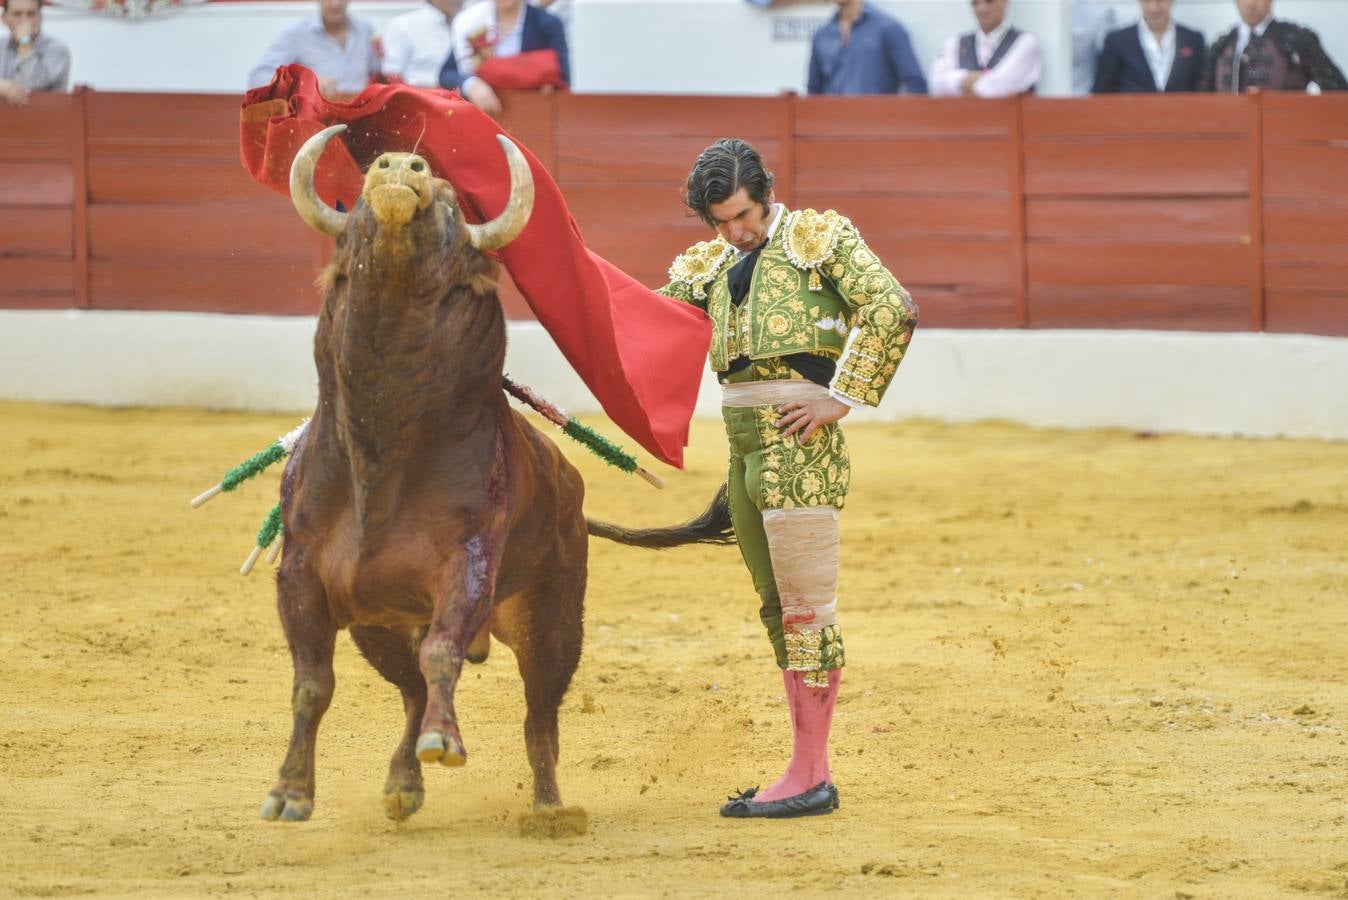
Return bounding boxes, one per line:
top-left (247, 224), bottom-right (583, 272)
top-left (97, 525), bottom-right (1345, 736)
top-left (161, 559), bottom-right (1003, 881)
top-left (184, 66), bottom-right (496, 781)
top-left (721, 375), bottom-right (851, 683)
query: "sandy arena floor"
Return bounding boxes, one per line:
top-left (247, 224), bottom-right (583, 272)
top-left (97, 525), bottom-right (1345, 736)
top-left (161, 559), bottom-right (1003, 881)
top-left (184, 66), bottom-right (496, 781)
top-left (0, 400), bottom-right (1345, 898)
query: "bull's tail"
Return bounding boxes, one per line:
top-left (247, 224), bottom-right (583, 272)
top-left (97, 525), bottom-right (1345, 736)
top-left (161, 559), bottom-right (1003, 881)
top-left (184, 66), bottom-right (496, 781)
top-left (587, 483), bottom-right (736, 548)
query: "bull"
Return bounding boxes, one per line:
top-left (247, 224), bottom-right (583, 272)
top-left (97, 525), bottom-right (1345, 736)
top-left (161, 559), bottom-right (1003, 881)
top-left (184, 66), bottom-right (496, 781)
top-left (263, 125), bottom-right (730, 825)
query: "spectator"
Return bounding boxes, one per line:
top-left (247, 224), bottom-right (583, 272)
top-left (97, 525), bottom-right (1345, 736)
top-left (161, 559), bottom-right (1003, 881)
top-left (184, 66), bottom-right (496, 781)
top-left (439, 0), bottom-right (568, 116)
top-left (807, 0), bottom-right (927, 95)
top-left (929, 0), bottom-right (1041, 97)
top-left (381, 0), bottom-right (464, 88)
top-left (247, 0), bottom-right (380, 98)
top-left (1094, 0), bottom-right (1205, 93)
top-left (1070, 0), bottom-right (1116, 95)
top-left (1203, 0), bottom-right (1346, 92)
top-left (0, 0), bottom-right (69, 107)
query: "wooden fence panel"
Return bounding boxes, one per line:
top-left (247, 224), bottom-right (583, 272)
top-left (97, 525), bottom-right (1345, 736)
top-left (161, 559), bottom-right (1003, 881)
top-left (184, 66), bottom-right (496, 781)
top-left (89, 258), bottom-right (320, 315)
top-left (0, 93), bottom-right (76, 309)
top-left (1, 91), bottom-right (1347, 336)
top-left (796, 97), bottom-right (1018, 328)
top-left (0, 91), bottom-right (74, 161)
top-left (551, 93), bottom-right (787, 299)
top-left (1260, 93), bottom-right (1348, 336)
top-left (1021, 95), bottom-right (1253, 330)
top-left (0, 208), bottom-right (73, 257)
top-left (82, 92), bottom-right (323, 315)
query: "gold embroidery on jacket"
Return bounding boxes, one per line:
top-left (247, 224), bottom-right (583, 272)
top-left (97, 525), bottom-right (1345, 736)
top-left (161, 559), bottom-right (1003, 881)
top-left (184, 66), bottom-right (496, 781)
top-left (667, 239), bottom-right (735, 301)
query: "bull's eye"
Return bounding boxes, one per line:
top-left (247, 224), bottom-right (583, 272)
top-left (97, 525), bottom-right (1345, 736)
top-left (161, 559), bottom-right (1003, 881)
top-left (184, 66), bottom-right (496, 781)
top-left (410, 161), bottom-right (425, 173)
top-left (378, 159), bottom-right (390, 169)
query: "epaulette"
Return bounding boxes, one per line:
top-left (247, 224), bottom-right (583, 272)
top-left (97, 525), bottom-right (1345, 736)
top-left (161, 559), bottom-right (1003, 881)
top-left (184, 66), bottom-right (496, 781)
top-left (783, 208), bottom-right (852, 292)
top-left (667, 238), bottom-right (735, 300)
top-left (1271, 19), bottom-right (1318, 50)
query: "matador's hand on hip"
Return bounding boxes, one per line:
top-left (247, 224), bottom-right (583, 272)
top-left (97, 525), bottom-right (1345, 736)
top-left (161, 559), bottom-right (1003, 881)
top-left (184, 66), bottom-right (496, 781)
top-left (776, 397), bottom-right (850, 444)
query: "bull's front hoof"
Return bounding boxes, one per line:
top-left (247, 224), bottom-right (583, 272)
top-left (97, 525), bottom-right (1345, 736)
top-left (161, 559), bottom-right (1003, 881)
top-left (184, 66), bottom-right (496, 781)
top-left (415, 731), bottom-right (466, 767)
top-left (260, 791), bottom-right (314, 822)
top-left (382, 787), bottom-right (425, 821)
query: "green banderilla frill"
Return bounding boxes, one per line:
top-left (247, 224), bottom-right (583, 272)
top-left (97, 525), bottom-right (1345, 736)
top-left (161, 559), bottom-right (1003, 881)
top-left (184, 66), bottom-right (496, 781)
top-left (190, 419), bottom-right (308, 509)
top-left (240, 504), bottom-right (284, 576)
top-left (197, 379), bottom-right (660, 576)
top-left (504, 376), bottom-right (663, 488)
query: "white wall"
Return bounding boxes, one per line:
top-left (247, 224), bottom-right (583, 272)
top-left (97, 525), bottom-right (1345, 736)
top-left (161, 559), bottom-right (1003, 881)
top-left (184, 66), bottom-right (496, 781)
top-left (3, 310), bottom-right (1347, 442)
top-left (34, 0), bottom-right (1348, 97)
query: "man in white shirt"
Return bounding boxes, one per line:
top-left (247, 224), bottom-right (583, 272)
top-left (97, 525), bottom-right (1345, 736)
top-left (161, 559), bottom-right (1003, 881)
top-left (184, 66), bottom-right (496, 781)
top-left (439, 0), bottom-right (569, 115)
top-left (929, 0), bottom-right (1041, 97)
top-left (381, 0), bottom-right (465, 88)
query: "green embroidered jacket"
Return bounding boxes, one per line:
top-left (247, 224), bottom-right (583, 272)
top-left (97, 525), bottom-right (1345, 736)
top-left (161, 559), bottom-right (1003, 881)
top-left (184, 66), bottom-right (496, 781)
top-left (656, 207), bottom-right (918, 407)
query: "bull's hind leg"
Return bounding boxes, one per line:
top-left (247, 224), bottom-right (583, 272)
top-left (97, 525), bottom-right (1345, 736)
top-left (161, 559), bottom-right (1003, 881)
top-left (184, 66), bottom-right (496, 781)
top-left (499, 572), bottom-right (585, 809)
top-left (262, 566), bottom-right (336, 822)
top-left (350, 625), bottom-right (429, 821)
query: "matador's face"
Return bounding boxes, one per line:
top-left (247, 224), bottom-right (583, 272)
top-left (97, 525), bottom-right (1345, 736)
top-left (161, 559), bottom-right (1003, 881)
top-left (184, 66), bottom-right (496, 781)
top-left (707, 187), bottom-right (776, 255)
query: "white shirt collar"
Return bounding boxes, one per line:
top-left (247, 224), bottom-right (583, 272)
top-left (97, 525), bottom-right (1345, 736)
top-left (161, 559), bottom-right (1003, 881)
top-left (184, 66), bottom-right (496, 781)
top-left (1238, 13), bottom-right (1274, 44)
top-left (1235, 13), bottom-right (1274, 56)
top-left (979, 21), bottom-right (1011, 47)
top-left (1138, 21), bottom-right (1175, 50)
top-left (765, 203), bottom-right (785, 242)
top-left (1138, 21), bottom-right (1176, 90)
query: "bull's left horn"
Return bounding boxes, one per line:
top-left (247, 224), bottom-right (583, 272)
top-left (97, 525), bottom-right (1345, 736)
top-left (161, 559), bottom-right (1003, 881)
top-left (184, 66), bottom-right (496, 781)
top-left (290, 124), bottom-right (350, 237)
top-left (465, 135), bottom-right (535, 252)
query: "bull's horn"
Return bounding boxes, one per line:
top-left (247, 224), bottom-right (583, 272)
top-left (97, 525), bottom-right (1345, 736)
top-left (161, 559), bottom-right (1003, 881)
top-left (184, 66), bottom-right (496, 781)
top-left (290, 124), bottom-right (349, 237)
top-left (465, 135), bottom-right (535, 252)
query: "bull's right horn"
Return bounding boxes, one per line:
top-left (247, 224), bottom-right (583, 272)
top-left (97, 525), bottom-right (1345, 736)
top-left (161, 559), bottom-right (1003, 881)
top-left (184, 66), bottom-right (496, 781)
top-left (290, 124), bottom-right (350, 237)
top-left (465, 135), bottom-right (535, 252)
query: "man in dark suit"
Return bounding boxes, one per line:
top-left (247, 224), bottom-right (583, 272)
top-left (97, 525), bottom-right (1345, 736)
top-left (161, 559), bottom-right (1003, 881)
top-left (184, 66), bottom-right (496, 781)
top-left (1202, 0), bottom-right (1346, 92)
top-left (1094, 0), bottom-right (1205, 92)
top-left (439, 0), bottom-right (570, 115)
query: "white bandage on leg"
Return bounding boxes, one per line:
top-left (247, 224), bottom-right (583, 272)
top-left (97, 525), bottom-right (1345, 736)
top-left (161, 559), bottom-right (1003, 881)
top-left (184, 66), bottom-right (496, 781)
top-left (762, 506), bottom-right (843, 686)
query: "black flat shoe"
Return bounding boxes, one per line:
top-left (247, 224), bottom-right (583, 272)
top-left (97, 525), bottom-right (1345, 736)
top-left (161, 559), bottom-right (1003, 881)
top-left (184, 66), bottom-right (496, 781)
top-left (719, 781), bottom-right (837, 819)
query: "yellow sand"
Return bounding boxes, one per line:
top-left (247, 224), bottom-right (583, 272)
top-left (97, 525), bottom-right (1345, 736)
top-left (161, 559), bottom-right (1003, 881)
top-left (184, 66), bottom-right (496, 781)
top-left (0, 401), bottom-right (1345, 898)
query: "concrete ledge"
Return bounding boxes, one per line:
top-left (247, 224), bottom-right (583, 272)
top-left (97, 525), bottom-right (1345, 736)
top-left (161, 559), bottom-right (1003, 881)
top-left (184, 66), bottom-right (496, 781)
top-left (2, 309), bottom-right (1346, 440)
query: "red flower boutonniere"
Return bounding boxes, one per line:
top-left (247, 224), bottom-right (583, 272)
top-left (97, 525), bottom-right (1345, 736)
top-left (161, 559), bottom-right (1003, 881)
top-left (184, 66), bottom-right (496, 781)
top-left (467, 26), bottom-right (499, 65)
top-left (1179, 46), bottom-right (1195, 58)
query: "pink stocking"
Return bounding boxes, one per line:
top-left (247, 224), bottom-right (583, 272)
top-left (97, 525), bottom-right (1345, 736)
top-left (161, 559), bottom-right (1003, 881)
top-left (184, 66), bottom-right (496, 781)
top-left (752, 667), bottom-right (840, 803)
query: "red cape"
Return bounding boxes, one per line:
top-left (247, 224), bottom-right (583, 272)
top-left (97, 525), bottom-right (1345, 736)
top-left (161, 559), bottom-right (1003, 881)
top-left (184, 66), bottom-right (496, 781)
top-left (239, 66), bottom-right (709, 468)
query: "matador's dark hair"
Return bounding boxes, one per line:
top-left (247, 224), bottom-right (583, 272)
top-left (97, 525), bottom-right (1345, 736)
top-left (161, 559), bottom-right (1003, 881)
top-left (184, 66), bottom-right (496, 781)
top-left (682, 138), bottom-right (774, 228)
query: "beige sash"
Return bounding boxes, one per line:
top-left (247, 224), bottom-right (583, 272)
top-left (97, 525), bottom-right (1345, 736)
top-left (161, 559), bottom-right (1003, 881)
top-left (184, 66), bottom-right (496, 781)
top-left (721, 380), bottom-right (829, 409)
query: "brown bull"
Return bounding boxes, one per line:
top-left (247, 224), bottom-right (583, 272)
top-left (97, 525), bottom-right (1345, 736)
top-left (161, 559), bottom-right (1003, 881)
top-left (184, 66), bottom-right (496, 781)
top-left (263, 125), bottom-right (730, 824)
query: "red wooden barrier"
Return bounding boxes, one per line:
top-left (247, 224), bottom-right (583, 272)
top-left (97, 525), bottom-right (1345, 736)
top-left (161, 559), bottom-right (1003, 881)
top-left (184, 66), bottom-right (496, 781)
top-left (0, 90), bottom-right (1345, 337)
top-left (1260, 92), bottom-right (1348, 335)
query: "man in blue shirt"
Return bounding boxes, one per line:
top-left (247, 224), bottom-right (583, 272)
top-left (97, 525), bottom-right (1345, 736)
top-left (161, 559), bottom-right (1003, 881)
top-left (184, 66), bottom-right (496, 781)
top-left (808, 0), bottom-right (927, 95)
top-left (248, 0), bottom-right (380, 98)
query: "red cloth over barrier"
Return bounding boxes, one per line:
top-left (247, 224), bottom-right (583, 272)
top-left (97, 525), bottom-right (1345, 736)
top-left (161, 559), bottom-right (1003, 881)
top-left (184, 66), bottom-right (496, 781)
top-left (477, 50), bottom-right (567, 90)
top-left (239, 65), bottom-right (709, 468)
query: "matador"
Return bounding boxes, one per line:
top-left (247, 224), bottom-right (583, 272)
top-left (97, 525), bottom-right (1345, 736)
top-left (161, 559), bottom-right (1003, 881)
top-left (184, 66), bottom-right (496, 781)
top-left (658, 138), bottom-right (918, 819)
